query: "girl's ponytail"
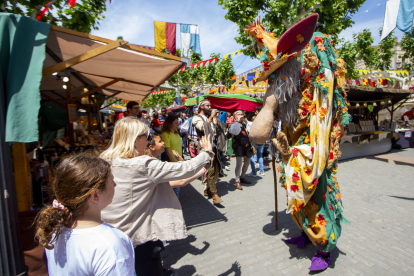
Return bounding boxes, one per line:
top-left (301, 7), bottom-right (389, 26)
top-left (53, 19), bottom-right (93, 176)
top-left (34, 155), bottom-right (111, 249)
top-left (35, 203), bottom-right (72, 249)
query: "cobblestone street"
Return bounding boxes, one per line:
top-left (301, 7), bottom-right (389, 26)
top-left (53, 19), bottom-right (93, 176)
top-left (163, 148), bottom-right (414, 276)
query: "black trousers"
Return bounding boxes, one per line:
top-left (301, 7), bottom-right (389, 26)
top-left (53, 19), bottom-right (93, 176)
top-left (134, 240), bottom-right (164, 276)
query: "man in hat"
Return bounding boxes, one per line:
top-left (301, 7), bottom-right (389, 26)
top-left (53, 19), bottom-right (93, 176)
top-left (245, 14), bottom-right (350, 271)
top-left (192, 99), bottom-right (223, 204)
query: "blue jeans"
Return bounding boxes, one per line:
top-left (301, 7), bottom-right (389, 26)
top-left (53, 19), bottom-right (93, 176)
top-left (173, 187), bottom-right (180, 198)
top-left (250, 142), bottom-right (264, 174)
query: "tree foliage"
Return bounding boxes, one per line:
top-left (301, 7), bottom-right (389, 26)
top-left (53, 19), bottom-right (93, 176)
top-left (218, 0), bottom-right (367, 58)
top-left (337, 40), bottom-right (358, 80)
top-left (167, 49), bottom-right (235, 96)
top-left (1, 0), bottom-right (107, 33)
top-left (140, 91), bottom-right (176, 110)
top-left (353, 29), bottom-right (379, 72)
top-left (400, 33), bottom-right (414, 72)
top-left (377, 29), bottom-right (395, 70)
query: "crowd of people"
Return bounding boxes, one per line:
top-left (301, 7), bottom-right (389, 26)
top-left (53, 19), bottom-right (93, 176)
top-left (35, 99), bottom-right (280, 275)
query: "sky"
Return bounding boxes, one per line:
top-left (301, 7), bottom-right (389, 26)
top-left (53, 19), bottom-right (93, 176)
top-left (92, 0), bottom-right (407, 75)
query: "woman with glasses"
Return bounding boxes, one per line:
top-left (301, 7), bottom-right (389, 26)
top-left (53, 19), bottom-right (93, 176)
top-left (100, 117), bottom-right (213, 275)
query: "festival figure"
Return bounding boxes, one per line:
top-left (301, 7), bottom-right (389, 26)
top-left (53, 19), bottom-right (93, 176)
top-left (246, 14), bottom-right (350, 272)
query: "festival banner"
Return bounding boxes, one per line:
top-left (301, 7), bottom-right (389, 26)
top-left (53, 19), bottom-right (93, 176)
top-left (224, 50), bottom-right (242, 60)
top-left (154, 21), bottom-right (177, 56)
top-left (175, 57), bottom-right (218, 74)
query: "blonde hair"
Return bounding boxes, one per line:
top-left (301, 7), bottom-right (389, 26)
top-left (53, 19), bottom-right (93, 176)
top-left (100, 117), bottom-right (149, 161)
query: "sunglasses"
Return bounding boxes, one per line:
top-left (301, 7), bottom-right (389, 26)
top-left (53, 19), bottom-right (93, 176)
top-left (138, 131), bottom-right (150, 140)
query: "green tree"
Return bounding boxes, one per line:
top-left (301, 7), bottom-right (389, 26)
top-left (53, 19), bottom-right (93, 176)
top-left (337, 40), bottom-right (358, 80)
top-left (377, 29), bottom-right (396, 70)
top-left (1, 0), bottom-right (107, 33)
top-left (141, 91), bottom-right (176, 109)
top-left (167, 49), bottom-right (236, 96)
top-left (218, 0), bottom-right (367, 58)
top-left (400, 33), bottom-right (414, 73)
top-left (353, 29), bottom-right (379, 72)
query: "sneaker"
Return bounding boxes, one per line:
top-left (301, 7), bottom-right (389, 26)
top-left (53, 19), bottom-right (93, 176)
top-left (246, 172), bottom-right (259, 178)
top-left (225, 166), bottom-right (230, 171)
top-left (258, 171), bottom-right (265, 176)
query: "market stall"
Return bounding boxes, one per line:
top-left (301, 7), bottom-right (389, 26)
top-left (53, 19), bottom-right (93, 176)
top-left (185, 93), bottom-right (263, 113)
top-left (338, 85), bottom-right (413, 160)
top-left (0, 13), bottom-right (185, 275)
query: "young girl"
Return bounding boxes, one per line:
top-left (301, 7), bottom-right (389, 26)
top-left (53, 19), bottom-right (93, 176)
top-left (35, 155), bottom-right (135, 275)
top-left (99, 117), bottom-right (213, 275)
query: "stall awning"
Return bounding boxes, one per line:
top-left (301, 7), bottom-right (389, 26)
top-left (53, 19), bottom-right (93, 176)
top-left (345, 85), bottom-right (413, 104)
top-left (41, 25), bottom-right (184, 101)
top-left (185, 94), bottom-right (263, 113)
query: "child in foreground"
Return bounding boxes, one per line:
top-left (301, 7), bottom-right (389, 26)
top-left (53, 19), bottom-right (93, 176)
top-left (35, 155), bottom-right (135, 275)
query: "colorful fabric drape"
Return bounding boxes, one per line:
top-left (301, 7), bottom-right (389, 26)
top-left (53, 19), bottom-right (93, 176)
top-left (180, 24), bottom-right (201, 57)
top-left (154, 21), bottom-right (177, 56)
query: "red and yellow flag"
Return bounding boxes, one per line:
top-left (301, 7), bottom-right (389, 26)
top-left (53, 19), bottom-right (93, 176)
top-left (154, 21), bottom-right (177, 56)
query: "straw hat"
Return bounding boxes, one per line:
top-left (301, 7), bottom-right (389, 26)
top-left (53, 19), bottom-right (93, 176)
top-left (244, 13), bottom-right (318, 82)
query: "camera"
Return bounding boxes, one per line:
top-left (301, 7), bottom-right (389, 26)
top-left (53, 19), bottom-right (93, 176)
top-left (219, 111), bottom-right (224, 114)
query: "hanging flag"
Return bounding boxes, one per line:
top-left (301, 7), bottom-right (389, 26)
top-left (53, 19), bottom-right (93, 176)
top-left (245, 80), bottom-right (249, 87)
top-left (175, 57), bottom-right (218, 74)
top-left (37, 0), bottom-right (58, 20)
top-left (397, 0), bottom-right (414, 35)
top-left (381, 0), bottom-right (414, 40)
top-left (154, 21), bottom-right (177, 56)
top-left (380, 0), bottom-right (401, 41)
top-left (224, 50), bottom-right (242, 59)
top-left (180, 24), bottom-right (201, 57)
top-left (247, 72), bottom-right (256, 81)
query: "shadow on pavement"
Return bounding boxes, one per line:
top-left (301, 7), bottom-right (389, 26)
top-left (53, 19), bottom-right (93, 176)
top-left (179, 183), bottom-right (227, 230)
top-left (389, 195), bottom-right (414, 201)
top-left (263, 211), bottom-right (346, 271)
top-left (162, 235), bottom-right (210, 273)
top-left (217, 261), bottom-right (242, 276)
top-left (262, 210), bottom-right (297, 236)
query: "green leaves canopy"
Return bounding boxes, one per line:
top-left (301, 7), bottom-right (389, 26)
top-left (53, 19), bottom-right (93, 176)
top-left (1, 0), bottom-right (107, 33)
top-left (218, 0), bottom-right (367, 58)
top-left (167, 49), bottom-right (235, 95)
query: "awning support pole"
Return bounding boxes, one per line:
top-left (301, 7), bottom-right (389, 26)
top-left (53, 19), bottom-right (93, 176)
top-left (100, 98), bottom-right (123, 110)
top-left (40, 92), bottom-right (67, 109)
top-left (42, 40), bottom-right (128, 78)
top-left (95, 91), bottom-right (122, 106)
top-left (66, 77), bottom-right (75, 147)
top-left (72, 78), bottom-right (122, 102)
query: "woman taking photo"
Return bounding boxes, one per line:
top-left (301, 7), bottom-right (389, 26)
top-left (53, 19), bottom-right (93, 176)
top-left (100, 117), bottom-right (213, 276)
top-left (161, 114), bottom-right (183, 197)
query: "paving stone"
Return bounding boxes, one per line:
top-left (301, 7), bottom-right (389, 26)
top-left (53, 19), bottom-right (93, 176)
top-left (163, 149), bottom-right (414, 275)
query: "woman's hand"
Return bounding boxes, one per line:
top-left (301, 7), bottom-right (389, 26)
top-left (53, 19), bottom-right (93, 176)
top-left (172, 150), bottom-right (184, 162)
top-left (199, 134), bottom-right (212, 151)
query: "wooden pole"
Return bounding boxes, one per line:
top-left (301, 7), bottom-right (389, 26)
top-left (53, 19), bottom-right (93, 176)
top-left (272, 127), bottom-right (278, 230)
top-left (11, 143), bottom-right (31, 212)
top-left (66, 77), bottom-right (75, 147)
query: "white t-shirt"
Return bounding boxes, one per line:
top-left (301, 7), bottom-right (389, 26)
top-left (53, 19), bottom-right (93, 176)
top-left (45, 222), bottom-right (135, 276)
